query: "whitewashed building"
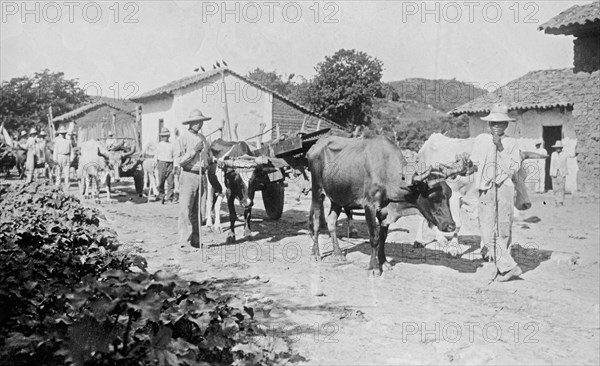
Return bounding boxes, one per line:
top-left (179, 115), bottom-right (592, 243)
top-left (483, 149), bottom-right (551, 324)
top-left (131, 68), bottom-right (347, 150)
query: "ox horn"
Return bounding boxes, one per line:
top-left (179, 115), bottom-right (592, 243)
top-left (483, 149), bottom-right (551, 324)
top-left (411, 167), bottom-right (432, 183)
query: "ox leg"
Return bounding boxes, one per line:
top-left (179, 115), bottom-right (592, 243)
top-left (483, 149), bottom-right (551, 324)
top-left (243, 190), bottom-right (255, 238)
top-left (213, 194), bottom-right (224, 233)
top-left (328, 203), bottom-right (345, 261)
top-left (225, 195), bottom-right (236, 244)
top-left (364, 206), bottom-right (380, 275)
top-left (309, 192), bottom-right (325, 261)
top-left (345, 208), bottom-right (359, 238)
top-left (377, 222), bottom-right (392, 272)
top-left (205, 182), bottom-right (215, 231)
top-left (106, 174), bottom-right (112, 201)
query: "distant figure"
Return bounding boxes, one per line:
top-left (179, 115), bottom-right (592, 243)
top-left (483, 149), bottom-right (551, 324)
top-left (21, 128), bottom-right (38, 183)
top-left (156, 127), bottom-right (176, 204)
top-left (173, 128), bottom-right (181, 201)
top-left (550, 140), bottom-right (569, 206)
top-left (105, 131), bottom-right (118, 151)
top-left (35, 130), bottom-right (48, 179)
top-left (53, 127), bottom-right (73, 190)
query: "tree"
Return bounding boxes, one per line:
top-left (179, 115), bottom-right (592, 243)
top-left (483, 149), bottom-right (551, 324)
top-left (307, 49), bottom-right (383, 127)
top-left (246, 68), bottom-right (295, 96)
top-left (0, 69), bottom-right (90, 133)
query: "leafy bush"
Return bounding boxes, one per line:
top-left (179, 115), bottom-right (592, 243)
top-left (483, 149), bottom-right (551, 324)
top-left (0, 182), bottom-right (297, 366)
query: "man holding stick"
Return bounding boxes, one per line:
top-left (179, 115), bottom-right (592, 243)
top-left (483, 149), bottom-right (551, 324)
top-left (471, 103), bottom-right (523, 282)
top-left (175, 109), bottom-right (211, 248)
top-left (53, 127), bottom-right (73, 190)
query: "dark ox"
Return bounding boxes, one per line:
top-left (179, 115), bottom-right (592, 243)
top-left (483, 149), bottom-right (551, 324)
top-left (205, 139), bottom-right (260, 244)
top-left (307, 135), bottom-right (465, 276)
top-left (78, 140), bottom-right (135, 200)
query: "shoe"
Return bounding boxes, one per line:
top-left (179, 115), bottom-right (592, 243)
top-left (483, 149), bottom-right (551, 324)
top-left (496, 265), bottom-right (523, 282)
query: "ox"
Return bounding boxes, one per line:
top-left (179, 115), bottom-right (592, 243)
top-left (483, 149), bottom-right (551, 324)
top-left (78, 140), bottom-right (135, 201)
top-left (307, 135), bottom-right (471, 275)
top-left (205, 139), bottom-right (259, 244)
top-left (413, 133), bottom-right (535, 253)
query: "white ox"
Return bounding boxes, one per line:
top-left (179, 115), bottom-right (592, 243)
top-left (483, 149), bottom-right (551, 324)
top-left (78, 140), bottom-right (135, 201)
top-left (414, 133), bottom-right (535, 254)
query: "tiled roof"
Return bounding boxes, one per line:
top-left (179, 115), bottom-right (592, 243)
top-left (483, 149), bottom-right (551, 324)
top-left (53, 97), bottom-right (137, 123)
top-left (538, 2), bottom-right (600, 35)
top-left (450, 68), bottom-right (583, 115)
top-left (131, 68), bottom-right (348, 133)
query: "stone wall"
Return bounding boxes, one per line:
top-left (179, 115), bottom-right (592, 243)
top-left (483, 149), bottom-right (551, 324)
top-left (574, 35), bottom-right (600, 73)
top-left (572, 70), bottom-right (600, 196)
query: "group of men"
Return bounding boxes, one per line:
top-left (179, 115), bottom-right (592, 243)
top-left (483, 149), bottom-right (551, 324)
top-left (528, 138), bottom-right (572, 207)
top-left (15, 126), bottom-right (74, 187)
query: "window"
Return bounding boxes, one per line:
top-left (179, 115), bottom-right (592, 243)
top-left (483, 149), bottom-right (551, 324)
top-left (158, 118), bottom-right (164, 140)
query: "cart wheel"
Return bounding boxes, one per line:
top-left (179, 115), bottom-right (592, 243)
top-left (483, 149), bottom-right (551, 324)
top-left (263, 181), bottom-right (285, 220)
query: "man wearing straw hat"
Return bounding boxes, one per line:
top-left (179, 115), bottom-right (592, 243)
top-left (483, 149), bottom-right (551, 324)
top-left (34, 130), bottom-right (49, 179)
top-left (175, 109), bottom-right (211, 248)
top-left (533, 139), bottom-right (548, 193)
top-left (156, 127), bottom-right (176, 204)
top-left (550, 140), bottom-right (569, 206)
top-left (53, 126), bottom-right (73, 189)
top-left (471, 103), bottom-right (523, 282)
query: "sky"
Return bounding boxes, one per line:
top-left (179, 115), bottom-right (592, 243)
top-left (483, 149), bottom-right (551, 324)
top-left (0, 0), bottom-right (591, 99)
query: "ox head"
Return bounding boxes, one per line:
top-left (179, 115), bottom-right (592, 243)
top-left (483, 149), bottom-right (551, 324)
top-left (408, 168), bottom-right (456, 233)
top-left (223, 165), bottom-right (255, 209)
top-left (103, 145), bottom-right (136, 183)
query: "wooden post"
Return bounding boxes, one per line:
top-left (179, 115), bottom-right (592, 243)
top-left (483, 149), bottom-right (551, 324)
top-left (48, 107), bottom-right (55, 138)
top-left (233, 122), bottom-right (239, 141)
top-left (257, 122), bottom-right (266, 148)
top-left (112, 113), bottom-right (117, 135)
top-left (220, 70), bottom-right (232, 141)
top-left (300, 115), bottom-right (307, 134)
top-left (276, 123), bottom-right (280, 140)
top-left (316, 119), bottom-right (321, 131)
top-left (219, 120), bottom-right (225, 139)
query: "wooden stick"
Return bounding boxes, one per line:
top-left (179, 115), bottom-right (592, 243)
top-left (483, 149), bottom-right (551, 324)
top-left (220, 70), bottom-right (232, 141)
top-left (300, 116), bottom-right (307, 134)
top-left (316, 119), bottom-right (322, 131)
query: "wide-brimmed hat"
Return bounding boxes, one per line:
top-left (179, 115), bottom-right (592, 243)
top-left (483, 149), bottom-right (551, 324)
top-left (159, 127), bottom-right (171, 137)
top-left (56, 126), bottom-right (68, 135)
top-left (108, 131), bottom-right (114, 136)
top-left (39, 130), bottom-right (47, 136)
top-left (481, 103), bottom-right (516, 122)
top-left (552, 140), bottom-right (564, 148)
top-left (20, 130), bottom-right (27, 137)
top-left (182, 109), bottom-right (211, 125)
top-left (29, 128), bottom-right (38, 135)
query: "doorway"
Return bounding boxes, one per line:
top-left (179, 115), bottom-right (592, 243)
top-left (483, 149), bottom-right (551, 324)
top-left (543, 126), bottom-right (562, 191)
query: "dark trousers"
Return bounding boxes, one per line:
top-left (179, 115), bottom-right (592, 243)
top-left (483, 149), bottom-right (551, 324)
top-left (157, 161), bottom-right (174, 200)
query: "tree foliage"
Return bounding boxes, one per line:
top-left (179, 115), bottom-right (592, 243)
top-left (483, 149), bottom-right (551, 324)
top-left (306, 49), bottom-right (383, 127)
top-left (0, 69), bottom-right (90, 134)
top-left (246, 68), bottom-right (296, 97)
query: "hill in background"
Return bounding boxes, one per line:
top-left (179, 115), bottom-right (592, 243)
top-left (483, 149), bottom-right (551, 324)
top-left (371, 78), bottom-right (484, 150)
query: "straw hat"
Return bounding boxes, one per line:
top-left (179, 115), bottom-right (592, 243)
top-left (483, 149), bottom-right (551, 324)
top-left (56, 126), bottom-right (68, 135)
top-left (159, 127), bottom-right (171, 137)
top-left (39, 130), bottom-right (47, 137)
top-left (108, 131), bottom-right (114, 137)
top-left (182, 109), bottom-right (211, 125)
top-left (29, 128), bottom-right (38, 135)
top-left (552, 140), bottom-right (564, 148)
top-left (20, 130), bottom-right (27, 137)
top-left (481, 103), bottom-right (516, 122)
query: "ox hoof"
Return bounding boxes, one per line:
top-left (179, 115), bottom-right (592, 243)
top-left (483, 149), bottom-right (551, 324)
top-left (312, 254), bottom-right (321, 262)
top-left (367, 268), bottom-right (383, 277)
top-left (349, 230), bottom-right (359, 239)
top-left (333, 253), bottom-right (347, 262)
top-left (225, 235), bottom-right (236, 244)
top-left (382, 261), bottom-right (393, 272)
top-left (215, 227), bottom-right (222, 234)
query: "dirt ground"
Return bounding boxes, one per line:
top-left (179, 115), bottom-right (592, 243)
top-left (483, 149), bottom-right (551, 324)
top-left (28, 175), bottom-right (600, 365)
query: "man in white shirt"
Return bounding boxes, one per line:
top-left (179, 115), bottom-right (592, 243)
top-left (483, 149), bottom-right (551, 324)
top-left (550, 140), bottom-right (569, 206)
top-left (53, 127), bottom-right (73, 189)
top-left (470, 103), bottom-right (523, 282)
top-left (156, 127), bottom-right (176, 204)
top-left (20, 128), bottom-right (38, 183)
top-left (175, 109), bottom-right (211, 248)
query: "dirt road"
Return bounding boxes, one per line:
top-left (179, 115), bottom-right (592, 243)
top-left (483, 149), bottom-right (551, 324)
top-left (88, 180), bottom-right (599, 365)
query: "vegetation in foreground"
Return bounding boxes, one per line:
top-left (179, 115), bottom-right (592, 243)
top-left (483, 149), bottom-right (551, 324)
top-left (0, 181), bottom-right (299, 366)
